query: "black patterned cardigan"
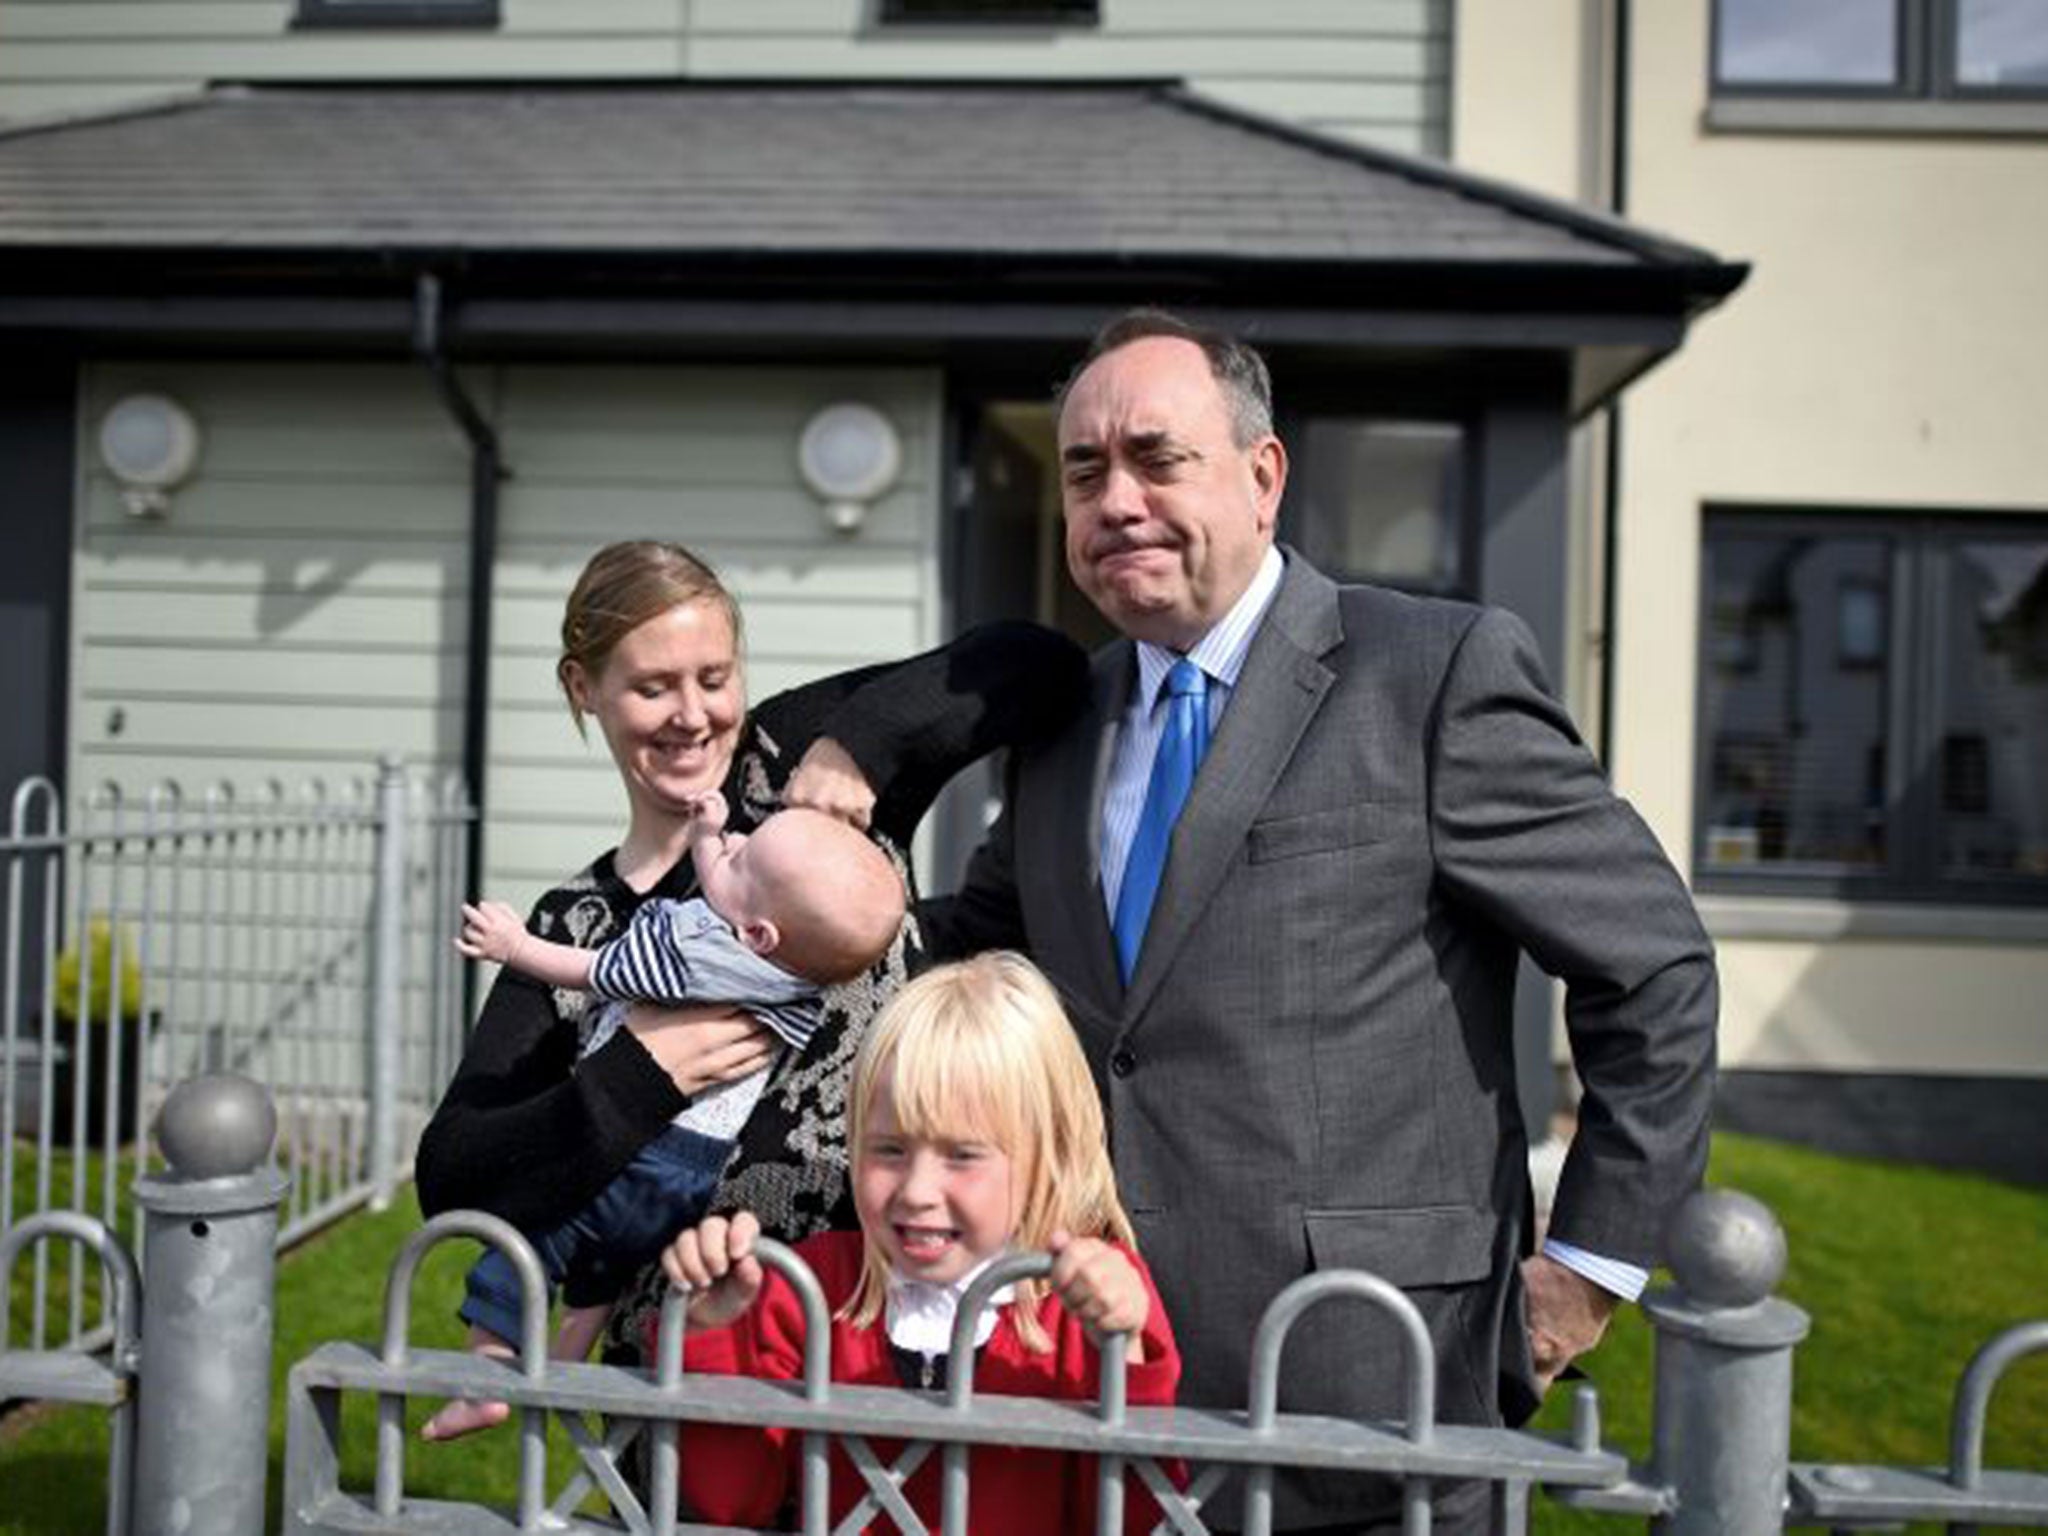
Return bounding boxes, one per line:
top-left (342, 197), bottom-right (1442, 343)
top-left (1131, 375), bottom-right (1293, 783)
top-left (411, 622), bottom-right (1087, 1368)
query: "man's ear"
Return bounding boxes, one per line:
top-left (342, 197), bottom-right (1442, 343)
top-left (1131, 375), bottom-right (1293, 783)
top-left (1250, 435), bottom-right (1287, 535)
top-left (737, 917), bottom-right (781, 958)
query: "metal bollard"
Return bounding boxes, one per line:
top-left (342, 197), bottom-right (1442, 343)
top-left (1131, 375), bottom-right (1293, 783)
top-left (130, 1073), bottom-right (291, 1536)
top-left (1643, 1188), bottom-right (1811, 1536)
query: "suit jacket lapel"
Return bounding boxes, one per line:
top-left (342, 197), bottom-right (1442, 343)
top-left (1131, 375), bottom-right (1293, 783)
top-left (1120, 554), bottom-right (1344, 1023)
top-left (1022, 639), bottom-right (1129, 1020)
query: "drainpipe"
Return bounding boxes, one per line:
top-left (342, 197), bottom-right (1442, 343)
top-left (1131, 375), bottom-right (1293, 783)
top-left (413, 272), bottom-right (501, 962)
top-left (1596, 0), bottom-right (1630, 768)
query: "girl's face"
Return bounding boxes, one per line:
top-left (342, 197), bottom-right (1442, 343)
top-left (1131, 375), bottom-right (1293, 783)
top-left (567, 599), bottom-right (745, 830)
top-left (854, 1075), bottom-right (1020, 1287)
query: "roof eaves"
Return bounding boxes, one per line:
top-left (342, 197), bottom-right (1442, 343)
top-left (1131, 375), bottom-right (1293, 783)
top-left (0, 85), bottom-right (234, 145)
top-left (1158, 83), bottom-right (1733, 274)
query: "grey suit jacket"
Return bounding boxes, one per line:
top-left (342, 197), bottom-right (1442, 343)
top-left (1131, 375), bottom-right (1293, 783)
top-left (924, 551), bottom-right (1717, 1526)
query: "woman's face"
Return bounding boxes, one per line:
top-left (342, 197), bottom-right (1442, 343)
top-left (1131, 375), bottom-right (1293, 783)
top-left (568, 599), bottom-right (745, 827)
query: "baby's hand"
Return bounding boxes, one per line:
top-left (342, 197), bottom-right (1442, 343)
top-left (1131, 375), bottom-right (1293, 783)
top-left (455, 901), bottom-right (527, 966)
top-left (1048, 1231), bottom-right (1149, 1358)
top-left (687, 789), bottom-right (730, 836)
top-left (663, 1211), bottom-right (764, 1331)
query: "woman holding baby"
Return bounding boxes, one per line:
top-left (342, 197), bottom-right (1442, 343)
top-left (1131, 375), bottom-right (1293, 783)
top-left (414, 539), bottom-right (1085, 1374)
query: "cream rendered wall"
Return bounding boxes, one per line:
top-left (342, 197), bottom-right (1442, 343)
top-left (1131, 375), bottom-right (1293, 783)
top-left (1450, 0), bottom-right (1613, 731)
top-left (71, 362), bottom-right (943, 921)
top-left (1454, 0), bottom-right (2048, 1079)
top-left (0, 0), bottom-right (1452, 154)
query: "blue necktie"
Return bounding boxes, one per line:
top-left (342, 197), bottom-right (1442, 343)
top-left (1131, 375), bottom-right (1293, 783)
top-left (1113, 659), bottom-right (1209, 983)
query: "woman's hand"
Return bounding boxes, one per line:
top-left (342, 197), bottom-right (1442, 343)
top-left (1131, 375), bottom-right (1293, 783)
top-left (1047, 1231), bottom-right (1150, 1361)
top-left (624, 1003), bottom-right (777, 1096)
top-left (663, 1211), bottom-right (765, 1331)
top-left (784, 736), bottom-right (877, 831)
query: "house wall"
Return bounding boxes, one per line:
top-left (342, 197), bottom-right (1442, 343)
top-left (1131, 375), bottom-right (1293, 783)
top-left (73, 361), bottom-right (942, 916)
top-left (1452, 0), bottom-right (2048, 1086)
top-left (0, 0), bottom-right (1451, 154)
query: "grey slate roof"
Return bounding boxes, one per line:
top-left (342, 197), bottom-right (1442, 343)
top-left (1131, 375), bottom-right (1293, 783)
top-left (0, 82), bottom-right (1705, 272)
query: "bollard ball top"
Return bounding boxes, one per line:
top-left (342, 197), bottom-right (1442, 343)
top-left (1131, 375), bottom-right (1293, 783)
top-left (1662, 1187), bottom-right (1786, 1307)
top-left (154, 1073), bottom-right (277, 1178)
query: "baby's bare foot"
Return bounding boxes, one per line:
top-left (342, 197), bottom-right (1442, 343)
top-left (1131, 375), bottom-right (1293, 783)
top-left (420, 1396), bottom-right (510, 1441)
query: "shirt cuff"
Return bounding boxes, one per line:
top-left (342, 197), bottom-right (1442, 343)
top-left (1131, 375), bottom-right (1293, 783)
top-left (1540, 1238), bottom-right (1649, 1303)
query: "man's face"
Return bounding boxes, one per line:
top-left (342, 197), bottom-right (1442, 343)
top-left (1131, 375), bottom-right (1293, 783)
top-left (1058, 336), bottom-right (1286, 650)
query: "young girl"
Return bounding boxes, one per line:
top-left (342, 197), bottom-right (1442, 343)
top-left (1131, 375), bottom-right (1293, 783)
top-left (662, 951), bottom-right (1180, 1535)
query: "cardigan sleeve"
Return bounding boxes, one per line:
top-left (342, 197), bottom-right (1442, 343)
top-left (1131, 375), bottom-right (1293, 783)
top-left (749, 621), bottom-right (1089, 848)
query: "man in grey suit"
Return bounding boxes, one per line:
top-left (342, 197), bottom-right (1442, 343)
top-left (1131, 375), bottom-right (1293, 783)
top-left (920, 309), bottom-right (1717, 1533)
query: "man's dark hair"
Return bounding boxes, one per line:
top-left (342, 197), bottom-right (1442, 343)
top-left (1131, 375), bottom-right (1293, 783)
top-left (1057, 307), bottom-right (1275, 447)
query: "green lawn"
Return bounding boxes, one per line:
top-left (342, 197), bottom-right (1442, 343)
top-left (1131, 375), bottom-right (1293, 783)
top-left (3, 1132), bottom-right (2044, 1534)
top-left (4, 1142), bottom-right (143, 1356)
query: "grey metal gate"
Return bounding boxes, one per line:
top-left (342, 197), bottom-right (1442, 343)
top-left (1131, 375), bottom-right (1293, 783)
top-left (4, 1077), bottom-right (2045, 1535)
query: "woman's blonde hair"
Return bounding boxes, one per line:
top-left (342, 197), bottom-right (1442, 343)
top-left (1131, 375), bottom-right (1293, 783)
top-left (843, 952), bottom-right (1136, 1353)
top-left (556, 541), bottom-right (744, 735)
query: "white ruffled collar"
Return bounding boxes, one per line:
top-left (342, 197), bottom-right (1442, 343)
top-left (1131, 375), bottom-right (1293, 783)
top-left (884, 1254), bottom-right (1016, 1357)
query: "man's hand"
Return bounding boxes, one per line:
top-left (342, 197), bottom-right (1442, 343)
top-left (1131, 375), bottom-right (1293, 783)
top-left (1520, 1251), bottom-right (1619, 1393)
top-left (784, 736), bottom-right (877, 830)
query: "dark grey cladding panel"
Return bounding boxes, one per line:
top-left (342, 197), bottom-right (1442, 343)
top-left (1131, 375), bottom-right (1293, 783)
top-left (0, 83), bottom-right (1699, 271)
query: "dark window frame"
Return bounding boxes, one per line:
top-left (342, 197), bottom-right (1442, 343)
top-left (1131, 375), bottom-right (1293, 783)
top-left (1695, 506), bottom-right (2048, 907)
top-left (293, 0), bottom-right (499, 29)
top-left (879, 0), bottom-right (1099, 25)
top-left (1709, 0), bottom-right (2048, 103)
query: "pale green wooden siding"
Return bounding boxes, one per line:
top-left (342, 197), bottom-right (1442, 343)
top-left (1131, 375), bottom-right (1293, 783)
top-left (484, 364), bottom-right (942, 908)
top-left (74, 363), bottom-right (471, 804)
top-left (72, 361), bottom-right (943, 916)
top-left (0, 0), bottom-right (1448, 154)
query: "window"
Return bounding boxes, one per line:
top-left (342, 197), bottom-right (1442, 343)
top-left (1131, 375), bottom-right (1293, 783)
top-left (880, 0), bottom-right (1098, 22)
top-left (1712, 0), bottom-right (2048, 98)
top-left (1696, 510), bottom-right (2048, 903)
top-left (294, 0), bottom-right (498, 28)
top-left (1284, 419), bottom-right (1471, 595)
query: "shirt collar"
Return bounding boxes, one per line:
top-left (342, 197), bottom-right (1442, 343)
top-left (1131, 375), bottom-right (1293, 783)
top-left (884, 1255), bottom-right (1016, 1356)
top-left (1131, 544), bottom-right (1285, 711)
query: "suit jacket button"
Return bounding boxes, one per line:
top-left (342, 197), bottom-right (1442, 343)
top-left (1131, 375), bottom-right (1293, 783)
top-left (1109, 1048), bottom-right (1136, 1078)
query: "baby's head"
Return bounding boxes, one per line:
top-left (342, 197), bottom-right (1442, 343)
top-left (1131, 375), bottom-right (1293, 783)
top-left (841, 952), bottom-right (1134, 1350)
top-left (696, 807), bottom-right (904, 984)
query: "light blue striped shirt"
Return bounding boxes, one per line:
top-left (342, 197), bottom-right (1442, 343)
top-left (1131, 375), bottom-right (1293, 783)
top-left (1093, 544), bottom-right (1646, 1303)
top-left (1098, 546), bottom-right (1285, 915)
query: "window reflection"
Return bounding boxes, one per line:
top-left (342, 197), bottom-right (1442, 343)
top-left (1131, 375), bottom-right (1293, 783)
top-left (1293, 420), bottom-right (1464, 591)
top-left (1939, 540), bottom-right (2048, 877)
top-left (1715, 0), bottom-right (1901, 87)
top-left (1956, 0), bottom-right (2048, 87)
top-left (1700, 533), bottom-right (1891, 872)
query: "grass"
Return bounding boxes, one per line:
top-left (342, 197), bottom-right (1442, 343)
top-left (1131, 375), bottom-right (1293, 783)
top-left (3, 1132), bottom-right (2044, 1534)
top-left (1531, 1134), bottom-right (2048, 1533)
top-left (4, 1141), bottom-right (144, 1356)
top-left (1, 1188), bottom-right (597, 1534)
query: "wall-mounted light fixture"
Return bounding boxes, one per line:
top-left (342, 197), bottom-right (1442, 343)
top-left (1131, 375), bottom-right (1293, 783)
top-left (797, 402), bottom-right (902, 535)
top-left (98, 393), bottom-right (202, 519)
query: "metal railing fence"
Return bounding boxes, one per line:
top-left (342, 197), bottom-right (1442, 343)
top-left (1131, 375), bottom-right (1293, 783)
top-left (1, 760), bottom-right (472, 1352)
top-left (2, 1079), bottom-right (2045, 1536)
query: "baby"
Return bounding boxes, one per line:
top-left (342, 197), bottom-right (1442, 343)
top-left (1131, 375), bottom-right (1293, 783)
top-left (422, 789), bottom-right (905, 1440)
